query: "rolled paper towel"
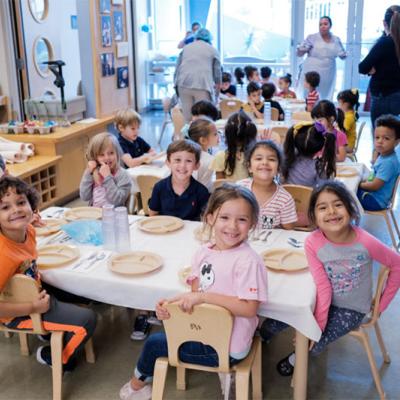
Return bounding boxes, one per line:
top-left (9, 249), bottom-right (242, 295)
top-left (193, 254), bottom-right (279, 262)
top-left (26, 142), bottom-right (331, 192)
top-left (0, 142), bottom-right (25, 152)
top-left (0, 151), bottom-right (28, 163)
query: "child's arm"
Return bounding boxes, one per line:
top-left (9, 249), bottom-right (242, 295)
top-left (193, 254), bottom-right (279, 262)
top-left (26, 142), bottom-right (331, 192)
top-left (336, 145), bottom-right (347, 162)
top-left (216, 171), bottom-right (226, 179)
top-left (148, 209), bottom-right (159, 216)
top-left (0, 289), bottom-right (50, 319)
top-left (102, 168), bottom-right (132, 206)
top-left (121, 153), bottom-right (151, 168)
top-left (359, 177), bottom-right (384, 192)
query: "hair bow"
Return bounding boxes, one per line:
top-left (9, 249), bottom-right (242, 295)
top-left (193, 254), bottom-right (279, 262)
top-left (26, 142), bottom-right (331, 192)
top-left (293, 121), bottom-right (314, 137)
top-left (351, 88), bottom-right (359, 95)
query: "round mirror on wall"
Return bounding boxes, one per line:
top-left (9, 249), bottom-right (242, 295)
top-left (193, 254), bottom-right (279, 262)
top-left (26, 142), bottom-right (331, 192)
top-left (33, 37), bottom-right (54, 77)
top-left (28, 0), bottom-right (49, 23)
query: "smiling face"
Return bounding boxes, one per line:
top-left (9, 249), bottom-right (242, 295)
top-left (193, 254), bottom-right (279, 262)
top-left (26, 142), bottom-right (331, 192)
top-left (278, 78), bottom-right (289, 92)
top-left (206, 124), bottom-right (220, 148)
top-left (208, 198), bottom-right (253, 250)
top-left (119, 122), bottom-right (139, 142)
top-left (248, 146), bottom-right (279, 184)
top-left (314, 190), bottom-right (352, 240)
top-left (374, 126), bottom-right (399, 156)
top-left (96, 143), bottom-right (117, 171)
top-left (0, 188), bottom-right (33, 238)
top-left (167, 150), bottom-right (199, 183)
top-left (319, 17), bottom-right (331, 36)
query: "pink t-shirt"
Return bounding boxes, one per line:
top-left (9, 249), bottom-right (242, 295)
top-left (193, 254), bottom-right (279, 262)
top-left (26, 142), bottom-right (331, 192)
top-left (305, 227), bottom-right (400, 332)
top-left (238, 179), bottom-right (297, 229)
top-left (335, 129), bottom-right (348, 150)
top-left (190, 242), bottom-right (267, 359)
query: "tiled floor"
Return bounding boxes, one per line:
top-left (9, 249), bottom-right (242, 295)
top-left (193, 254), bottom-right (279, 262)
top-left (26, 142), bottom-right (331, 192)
top-left (1, 112), bottom-right (399, 399)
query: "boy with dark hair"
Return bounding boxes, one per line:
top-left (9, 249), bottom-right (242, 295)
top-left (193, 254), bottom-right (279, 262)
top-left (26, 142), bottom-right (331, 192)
top-left (304, 71), bottom-right (321, 112)
top-left (191, 100), bottom-right (219, 121)
top-left (220, 72), bottom-right (237, 97)
top-left (261, 82), bottom-right (285, 121)
top-left (242, 82), bottom-right (264, 119)
top-left (244, 65), bottom-right (260, 83)
top-left (261, 66), bottom-right (272, 84)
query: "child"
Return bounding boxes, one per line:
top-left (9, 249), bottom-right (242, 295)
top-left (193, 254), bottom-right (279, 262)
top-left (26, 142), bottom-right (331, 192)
top-left (0, 176), bottom-right (96, 370)
top-left (261, 83), bottom-right (285, 121)
top-left (244, 65), bottom-right (260, 83)
top-left (188, 117), bottom-right (219, 191)
top-left (239, 141), bottom-right (297, 230)
top-left (337, 89), bottom-right (360, 152)
top-left (242, 82), bottom-right (264, 119)
top-left (234, 67), bottom-right (245, 85)
top-left (149, 140), bottom-right (209, 221)
top-left (304, 71), bottom-right (320, 112)
top-left (115, 108), bottom-right (156, 168)
top-left (311, 100), bottom-right (348, 162)
top-left (220, 72), bottom-right (237, 98)
top-left (277, 73), bottom-right (297, 99)
top-left (80, 132), bottom-right (132, 208)
top-left (211, 110), bottom-right (257, 181)
top-left (283, 121), bottom-right (336, 186)
top-left (358, 114), bottom-right (400, 211)
top-left (119, 184), bottom-right (268, 400)
top-left (260, 66), bottom-right (272, 84)
top-left (260, 181), bottom-right (400, 376)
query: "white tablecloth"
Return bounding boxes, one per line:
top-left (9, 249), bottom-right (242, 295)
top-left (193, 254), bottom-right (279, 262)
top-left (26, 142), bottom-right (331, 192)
top-left (39, 208), bottom-right (321, 341)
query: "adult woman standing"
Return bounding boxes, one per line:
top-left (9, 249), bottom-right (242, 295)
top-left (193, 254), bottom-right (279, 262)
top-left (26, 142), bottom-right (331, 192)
top-left (359, 5), bottom-right (400, 128)
top-left (174, 28), bottom-right (221, 122)
top-left (297, 16), bottom-right (347, 100)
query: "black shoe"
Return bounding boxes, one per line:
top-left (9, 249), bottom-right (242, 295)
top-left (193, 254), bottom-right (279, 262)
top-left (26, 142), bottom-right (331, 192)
top-left (130, 315), bottom-right (151, 341)
top-left (277, 353), bottom-right (294, 376)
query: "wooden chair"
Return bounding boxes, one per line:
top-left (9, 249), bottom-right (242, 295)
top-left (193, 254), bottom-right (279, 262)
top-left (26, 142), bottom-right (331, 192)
top-left (364, 176), bottom-right (400, 250)
top-left (0, 274), bottom-right (95, 400)
top-left (271, 107), bottom-right (279, 121)
top-left (219, 99), bottom-right (243, 119)
top-left (212, 178), bottom-right (233, 192)
top-left (136, 175), bottom-right (161, 215)
top-left (347, 265), bottom-right (390, 399)
top-left (282, 184), bottom-right (314, 231)
top-left (152, 303), bottom-right (262, 400)
top-left (348, 121), bottom-right (366, 162)
top-left (158, 97), bottom-right (173, 145)
top-left (292, 111), bottom-right (312, 121)
top-left (271, 126), bottom-right (289, 142)
top-left (171, 106), bottom-right (185, 141)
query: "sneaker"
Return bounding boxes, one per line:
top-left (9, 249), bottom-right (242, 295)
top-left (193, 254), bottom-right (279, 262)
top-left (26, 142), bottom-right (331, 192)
top-left (276, 352), bottom-right (295, 376)
top-left (130, 315), bottom-right (151, 341)
top-left (147, 312), bottom-right (162, 326)
top-left (36, 345), bottom-right (52, 367)
top-left (119, 381), bottom-right (152, 400)
top-left (218, 373), bottom-right (235, 399)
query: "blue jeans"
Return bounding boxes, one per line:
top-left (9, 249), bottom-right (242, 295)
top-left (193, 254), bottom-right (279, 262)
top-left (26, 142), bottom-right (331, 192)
top-left (371, 91), bottom-right (400, 128)
top-left (135, 332), bottom-right (241, 382)
top-left (260, 305), bottom-right (365, 355)
top-left (357, 188), bottom-right (383, 211)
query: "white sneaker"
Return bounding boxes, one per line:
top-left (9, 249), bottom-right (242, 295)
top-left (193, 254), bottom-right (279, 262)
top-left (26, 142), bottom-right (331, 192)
top-left (119, 381), bottom-right (152, 400)
top-left (218, 373), bottom-right (235, 399)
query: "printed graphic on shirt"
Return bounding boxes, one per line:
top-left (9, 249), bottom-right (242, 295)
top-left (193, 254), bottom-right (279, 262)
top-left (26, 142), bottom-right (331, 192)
top-left (18, 259), bottom-right (38, 280)
top-left (325, 253), bottom-right (367, 295)
top-left (199, 262), bottom-right (214, 291)
top-left (261, 215), bottom-right (274, 230)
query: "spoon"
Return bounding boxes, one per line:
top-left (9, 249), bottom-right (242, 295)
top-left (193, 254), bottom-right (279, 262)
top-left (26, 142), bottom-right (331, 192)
top-left (84, 252), bottom-right (108, 269)
top-left (288, 239), bottom-right (302, 248)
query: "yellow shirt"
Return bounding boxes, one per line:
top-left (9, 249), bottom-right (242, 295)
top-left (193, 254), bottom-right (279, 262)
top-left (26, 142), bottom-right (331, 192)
top-left (210, 151), bottom-right (249, 181)
top-left (343, 110), bottom-right (356, 150)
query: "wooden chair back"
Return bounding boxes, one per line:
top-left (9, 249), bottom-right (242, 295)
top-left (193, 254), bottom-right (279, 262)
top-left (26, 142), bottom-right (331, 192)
top-left (136, 175), bottom-right (161, 215)
top-left (292, 111), bottom-right (312, 121)
top-left (0, 274), bottom-right (45, 334)
top-left (366, 266), bottom-right (390, 327)
top-left (283, 184), bottom-right (313, 229)
top-left (212, 178), bottom-right (233, 191)
top-left (271, 126), bottom-right (288, 142)
top-left (171, 106), bottom-right (185, 140)
top-left (219, 99), bottom-right (243, 119)
top-left (271, 107), bottom-right (279, 121)
top-left (353, 121), bottom-right (366, 155)
top-left (388, 175), bottom-right (400, 209)
top-left (163, 303), bottom-right (233, 372)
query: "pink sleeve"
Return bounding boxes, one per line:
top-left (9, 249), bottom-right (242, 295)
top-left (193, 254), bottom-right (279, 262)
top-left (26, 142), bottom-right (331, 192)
top-left (337, 130), bottom-right (348, 146)
top-left (305, 234), bottom-right (332, 331)
top-left (234, 254), bottom-right (267, 302)
top-left (358, 229), bottom-right (400, 312)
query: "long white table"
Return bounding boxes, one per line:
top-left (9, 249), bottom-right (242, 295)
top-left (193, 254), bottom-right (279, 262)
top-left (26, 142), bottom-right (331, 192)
top-left (39, 208), bottom-right (318, 400)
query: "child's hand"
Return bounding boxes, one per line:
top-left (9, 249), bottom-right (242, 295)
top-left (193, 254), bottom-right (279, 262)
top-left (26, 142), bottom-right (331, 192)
top-left (98, 162), bottom-right (111, 178)
top-left (141, 154), bottom-right (151, 164)
top-left (155, 299), bottom-right (170, 320)
top-left (260, 128), bottom-right (271, 140)
top-left (31, 212), bottom-right (46, 227)
top-left (32, 290), bottom-right (50, 314)
top-left (87, 160), bottom-right (97, 173)
top-left (170, 292), bottom-right (204, 314)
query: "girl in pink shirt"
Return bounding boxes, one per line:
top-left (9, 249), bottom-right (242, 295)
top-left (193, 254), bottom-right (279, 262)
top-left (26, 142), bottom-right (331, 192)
top-left (261, 181), bottom-right (400, 376)
top-left (119, 184), bottom-right (267, 400)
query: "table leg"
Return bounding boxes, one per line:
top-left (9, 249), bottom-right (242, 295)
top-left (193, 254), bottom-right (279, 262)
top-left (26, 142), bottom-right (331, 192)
top-left (293, 330), bottom-right (309, 400)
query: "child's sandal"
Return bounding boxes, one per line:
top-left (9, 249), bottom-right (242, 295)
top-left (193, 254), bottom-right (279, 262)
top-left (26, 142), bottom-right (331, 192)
top-left (276, 353), bottom-right (295, 376)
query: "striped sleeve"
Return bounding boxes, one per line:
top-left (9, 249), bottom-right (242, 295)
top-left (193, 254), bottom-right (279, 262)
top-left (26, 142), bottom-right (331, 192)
top-left (276, 187), bottom-right (298, 224)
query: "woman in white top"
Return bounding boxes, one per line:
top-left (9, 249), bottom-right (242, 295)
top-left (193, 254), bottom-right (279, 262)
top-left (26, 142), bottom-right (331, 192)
top-left (297, 16), bottom-right (347, 100)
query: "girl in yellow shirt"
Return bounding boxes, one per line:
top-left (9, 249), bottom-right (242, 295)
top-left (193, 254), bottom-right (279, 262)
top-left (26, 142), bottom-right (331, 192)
top-left (337, 89), bottom-right (360, 152)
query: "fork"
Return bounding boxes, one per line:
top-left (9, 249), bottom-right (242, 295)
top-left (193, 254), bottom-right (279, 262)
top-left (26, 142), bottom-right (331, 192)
top-left (71, 252), bottom-right (97, 270)
top-left (83, 252), bottom-right (108, 270)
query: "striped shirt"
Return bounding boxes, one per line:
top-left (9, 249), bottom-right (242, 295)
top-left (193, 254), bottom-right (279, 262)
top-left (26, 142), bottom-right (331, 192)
top-left (238, 179), bottom-right (297, 229)
top-left (306, 89), bottom-right (320, 110)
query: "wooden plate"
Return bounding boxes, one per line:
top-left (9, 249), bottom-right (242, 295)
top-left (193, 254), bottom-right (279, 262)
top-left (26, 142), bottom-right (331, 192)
top-left (35, 219), bottom-right (67, 236)
top-left (108, 251), bottom-right (163, 275)
top-left (64, 207), bottom-right (103, 221)
top-left (261, 248), bottom-right (308, 272)
top-left (137, 216), bottom-right (184, 234)
top-left (37, 244), bottom-right (80, 269)
top-left (178, 266), bottom-right (192, 287)
top-left (336, 166), bottom-right (359, 178)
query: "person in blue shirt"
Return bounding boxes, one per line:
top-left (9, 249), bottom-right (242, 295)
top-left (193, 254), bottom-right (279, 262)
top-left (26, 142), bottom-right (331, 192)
top-left (149, 140), bottom-right (210, 221)
top-left (115, 108), bottom-right (156, 168)
top-left (358, 115), bottom-right (400, 211)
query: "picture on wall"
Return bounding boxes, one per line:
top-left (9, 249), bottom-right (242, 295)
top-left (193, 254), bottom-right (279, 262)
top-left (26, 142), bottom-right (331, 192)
top-left (101, 15), bottom-right (112, 47)
top-left (117, 66), bottom-right (129, 88)
top-left (100, 53), bottom-right (115, 77)
top-left (113, 11), bottom-right (124, 41)
top-left (99, 0), bottom-right (111, 14)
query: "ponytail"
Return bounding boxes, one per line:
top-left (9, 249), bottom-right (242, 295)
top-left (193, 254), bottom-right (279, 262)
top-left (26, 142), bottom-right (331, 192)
top-left (391, 11), bottom-right (400, 64)
top-left (282, 127), bottom-right (297, 180)
top-left (318, 133), bottom-right (336, 179)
